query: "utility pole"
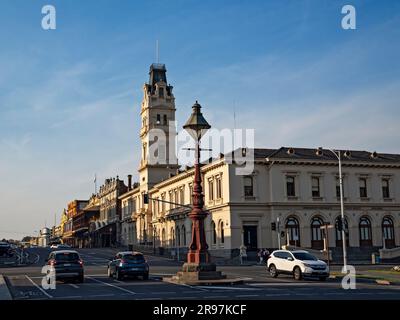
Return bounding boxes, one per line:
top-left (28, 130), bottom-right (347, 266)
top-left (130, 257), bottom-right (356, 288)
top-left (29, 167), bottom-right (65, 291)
top-left (328, 149), bottom-right (348, 269)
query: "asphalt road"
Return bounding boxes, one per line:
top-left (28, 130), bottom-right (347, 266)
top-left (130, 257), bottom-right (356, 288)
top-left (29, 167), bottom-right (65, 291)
top-left (1, 247), bottom-right (400, 300)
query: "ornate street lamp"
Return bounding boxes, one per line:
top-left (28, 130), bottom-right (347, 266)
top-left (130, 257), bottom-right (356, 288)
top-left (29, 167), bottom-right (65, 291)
top-left (172, 101), bottom-right (225, 283)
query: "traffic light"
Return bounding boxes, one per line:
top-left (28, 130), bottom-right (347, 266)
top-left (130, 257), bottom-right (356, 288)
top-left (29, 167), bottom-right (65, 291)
top-left (271, 222), bottom-right (276, 231)
top-left (143, 193), bottom-right (149, 204)
top-left (337, 217), bottom-right (343, 232)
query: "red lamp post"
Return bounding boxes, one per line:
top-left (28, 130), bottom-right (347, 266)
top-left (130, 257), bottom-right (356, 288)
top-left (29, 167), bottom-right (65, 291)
top-left (172, 101), bottom-right (225, 282)
top-left (183, 101), bottom-right (211, 265)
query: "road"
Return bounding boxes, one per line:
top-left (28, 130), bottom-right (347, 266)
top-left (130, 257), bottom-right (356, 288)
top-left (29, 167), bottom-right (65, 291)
top-left (1, 247), bottom-right (400, 300)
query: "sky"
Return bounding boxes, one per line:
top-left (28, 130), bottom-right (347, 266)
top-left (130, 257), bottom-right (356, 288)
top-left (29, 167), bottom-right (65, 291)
top-left (0, 0), bottom-right (399, 240)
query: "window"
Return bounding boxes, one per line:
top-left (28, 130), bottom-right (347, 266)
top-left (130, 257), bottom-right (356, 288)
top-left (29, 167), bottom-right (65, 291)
top-left (161, 194), bottom-right (165, 212)
top-left (156, 114), bottom-right (161, 124)
top-left (189, 184), bottom-right (193, 204)
top-left (208, 180), bottom-right (214, 200)
top-left (311, 177), bottom-right (320, 197)
top-left (219, 221), bottom-right (225, 244)
top-left (244, 176), bottom-right (253, 197)
top-left (216, 177), bottom-right (222, 199)
top-left (163, 114), bottom-right (167, 125)
top-left (176, 227), bottom-right (180, 246)
top-left (382, 179), bottom-right (390, 199)
top-left (174, 189), bottom-right (179, 206)
top-left (359, 178), bottom-right (368, 198)
top-left (359, 216), bottom-right (372, 247)
top-left (180, 188), bottom-right (184, 204)
top-left (311, 217), bottom-right (324, 250)
top-left (286, 217), bottom-right (300, 246)
top-left (286, 176), bottom-right (296, 197)
top-left (382, 216), bottom-right (395, 248)
top-left (335, 177), bottom-right (343, 198)
top-left (159, 87), bottom-right (164, 98)
top-left (182, 226), bottom-right (186, 246)
top-left (211, 221), bottom-right (216, 245)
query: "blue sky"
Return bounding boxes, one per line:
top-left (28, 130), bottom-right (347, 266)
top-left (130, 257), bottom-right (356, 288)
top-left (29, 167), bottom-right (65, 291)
top-left (0, 0), bottom-right (399, 239)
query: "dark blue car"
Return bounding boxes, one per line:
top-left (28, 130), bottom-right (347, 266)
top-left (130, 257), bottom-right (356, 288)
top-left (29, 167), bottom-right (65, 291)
top-left (107, 251), bottom-right (149, 280)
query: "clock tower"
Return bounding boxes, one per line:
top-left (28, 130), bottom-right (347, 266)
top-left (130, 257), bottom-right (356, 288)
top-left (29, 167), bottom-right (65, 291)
top-left (138, 63), bottom-right (179, 190)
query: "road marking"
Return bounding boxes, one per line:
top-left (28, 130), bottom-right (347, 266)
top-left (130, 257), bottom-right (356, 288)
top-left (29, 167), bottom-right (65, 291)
top-left (25, 275), bottom-right (53, 299)
top-left (86, 277), bottom-right (137, 295)
top-left (197, 286), bottom-right (258, 291)
top-left (69, 284), bottom-right (79, 289)
top-left (88, 294), bottom-right (115, 297)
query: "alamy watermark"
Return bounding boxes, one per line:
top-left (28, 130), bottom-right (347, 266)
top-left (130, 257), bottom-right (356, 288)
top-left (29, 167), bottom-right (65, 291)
top-left (146, 122), bottom-right (255, 175)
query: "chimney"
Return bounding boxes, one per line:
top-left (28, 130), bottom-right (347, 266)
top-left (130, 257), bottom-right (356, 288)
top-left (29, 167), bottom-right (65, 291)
top-left (127, 174), bottom-right (132, 190)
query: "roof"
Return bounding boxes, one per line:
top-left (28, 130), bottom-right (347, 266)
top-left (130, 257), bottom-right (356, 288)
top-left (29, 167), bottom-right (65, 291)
top-left (53, 250), bottom-right (79, 254)
top-left (231, 147), bottom-right (400, 164)
top-left (117, 251), bottom-right (143, 255)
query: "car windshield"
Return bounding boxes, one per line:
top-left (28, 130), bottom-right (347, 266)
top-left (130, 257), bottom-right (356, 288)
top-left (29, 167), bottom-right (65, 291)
top-left (293, 252), bottom-right (318, 261)
top-left (123, 254), bottom-right (145, 262)
top-left (55, 252), bottom-right (80, 261)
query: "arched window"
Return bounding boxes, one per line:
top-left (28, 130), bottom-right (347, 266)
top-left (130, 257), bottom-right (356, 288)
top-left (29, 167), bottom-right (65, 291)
top-left (182, 226), bottom-right (186, 246)
top-left (286, 216), bottom-right (300, 246)
top-left (359, 216), bottom-right (372, 247)
top-left (382, 216), bottom-right (395, 248)
top-left (161, 228), bottom-right (166, 247)
top-left (244, 176), bottom-right (253, 197)
top-left (211, 221), bottom-right (217, 245)
top-left (311, 217), bottom-right (324, 250)
top-left (219, 221), bottom-right (225, 244)
top-left (176, 227), bottom-right (181, 247)
top-left (170, 227), bottom-right (175, 247)
top-left (335, 216), bottom-right (349, 247)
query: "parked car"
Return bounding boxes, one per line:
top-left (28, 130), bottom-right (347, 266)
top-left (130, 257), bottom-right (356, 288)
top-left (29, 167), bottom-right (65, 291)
top-left (45, 250), bottom-right (84, 283)
top-left (107, 252), bottom-right (149, 280)
top-left (267, 250), bottom-right (329, 281)
top-left (0, 242), bottom-right (12, 257)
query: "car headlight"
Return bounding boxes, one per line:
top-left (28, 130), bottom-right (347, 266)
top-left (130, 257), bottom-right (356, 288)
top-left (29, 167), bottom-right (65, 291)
top-left (303, 263), bottom-right (313, 268)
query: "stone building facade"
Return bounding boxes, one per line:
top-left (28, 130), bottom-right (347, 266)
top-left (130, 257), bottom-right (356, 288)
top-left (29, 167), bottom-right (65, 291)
top-left (117, 63), bottom-right (400, 262)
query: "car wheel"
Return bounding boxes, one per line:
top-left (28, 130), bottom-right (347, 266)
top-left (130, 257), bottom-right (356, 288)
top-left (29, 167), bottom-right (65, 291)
top-left (77, 275), bottom-right (84, 283)
top-left (293, 267), bottom-right (302, 281)
top-left (116, 269), bottom-right (123, 281)
top-left (107, 267), bottom-right (113, 278)
top-left (269, 264), bottom-right (278, 278)
top-left (143, 273), bottom-right (149, 280)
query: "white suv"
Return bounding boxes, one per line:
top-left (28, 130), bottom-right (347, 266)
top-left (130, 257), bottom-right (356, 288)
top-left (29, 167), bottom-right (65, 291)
top-left (267, 250), bottom-right (329, 281)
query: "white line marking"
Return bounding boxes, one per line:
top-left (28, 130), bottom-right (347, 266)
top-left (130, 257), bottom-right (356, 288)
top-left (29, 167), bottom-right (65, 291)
top-left (25, 275), bottom-right (53, 299)
top-left (69, 284), bottom-right (79, 289)
top-left (197, 286), bottom-right (258, 291)
top-left (86, 277), bottom-right (136, 295)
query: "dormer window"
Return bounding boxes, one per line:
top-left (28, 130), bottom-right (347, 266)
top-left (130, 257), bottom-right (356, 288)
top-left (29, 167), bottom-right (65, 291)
top-left (156, 114), bottom-right (161, 124)
top-left (163, 114), bottom-right (168, 125)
